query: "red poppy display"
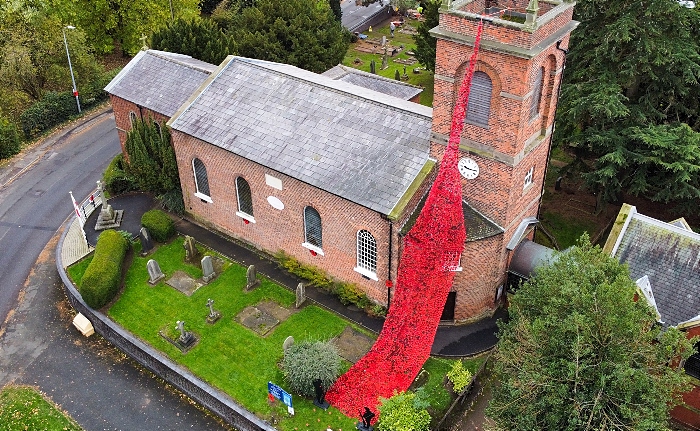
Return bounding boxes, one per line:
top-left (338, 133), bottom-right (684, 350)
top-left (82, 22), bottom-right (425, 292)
top-left (326, 21), bottom-right (485, 420)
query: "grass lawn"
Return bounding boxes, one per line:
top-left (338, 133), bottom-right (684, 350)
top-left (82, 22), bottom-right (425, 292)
top-left (0, 385), bottom-right (82, 430)
top-left (69, 236), bottom-right (464, 430)
top-left (343, 18), bottom-right (434, 107)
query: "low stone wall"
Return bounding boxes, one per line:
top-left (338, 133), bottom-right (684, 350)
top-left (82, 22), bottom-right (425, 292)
top-left (55, 220), bottom-right (276, 431)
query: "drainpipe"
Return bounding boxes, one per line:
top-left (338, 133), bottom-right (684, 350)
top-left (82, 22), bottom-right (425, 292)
top-left (386, 221), bottom-right (393, 311)
top-left (535, 40), bottom-right (569, 226)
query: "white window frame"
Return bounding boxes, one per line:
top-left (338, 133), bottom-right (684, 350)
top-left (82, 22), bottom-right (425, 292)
top-left (192, 158), bottom-right (212, 203)
top-left (524, 166), bottom-right (534, 189)
top-left (129, 111), bottom-right (137, 129)
top-left (354, 230), bottom-right (378, 281)
top-left (235, 176), bottom-right (255, 223)
top-left (302, 206), bottom-right (324, 255)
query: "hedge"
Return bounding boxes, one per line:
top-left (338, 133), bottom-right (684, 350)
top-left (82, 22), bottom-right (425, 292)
top-left (20, 92), bottom-right (77, 139)
top-left (103, 154), bottom-right (135, 196)
top-left (79, 229), bottom-right (129, 309)
top-left (0, 117), bottom-right (21, 160)
top-left (141, 209), bottom-right (175, 243)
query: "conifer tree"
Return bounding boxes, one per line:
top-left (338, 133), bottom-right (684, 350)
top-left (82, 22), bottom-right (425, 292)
top-left (151, 18), bottom-right (236, 65)
top-left (555, 0), bottom-right (700, 214)
top-left (412, 0), bottom-right (440, 72)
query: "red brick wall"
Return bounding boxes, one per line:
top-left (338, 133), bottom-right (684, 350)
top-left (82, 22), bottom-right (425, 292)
top-left (673, 326), bottom-right (700, 429)
top-left (171, 130), bottom-right (417, 305)
top-left (108, 95), bottom-right (170, 155)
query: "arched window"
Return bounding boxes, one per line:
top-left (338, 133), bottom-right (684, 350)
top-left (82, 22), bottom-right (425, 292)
top-left (129, 111), bottom-right (137, 129)
top-left (303, 206), bottom-right (322, 249)
top-left (530, 66), bottom-right (545, 119)
top-left (465, 71), bottom-right (492, 128)
top-left (355, 230), bottom-right (378, 280)
top-left (192, 158), bottom-right (211, 201)
top-left (236, 177), bottom-right (253, 217)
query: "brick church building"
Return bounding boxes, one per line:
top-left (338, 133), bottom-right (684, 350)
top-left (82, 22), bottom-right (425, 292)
top-left (105, 0), bottom-right (577, 323)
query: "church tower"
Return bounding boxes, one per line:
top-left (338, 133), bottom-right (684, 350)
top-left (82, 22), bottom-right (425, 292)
top-left (429, 0), bottom-right (578, 321)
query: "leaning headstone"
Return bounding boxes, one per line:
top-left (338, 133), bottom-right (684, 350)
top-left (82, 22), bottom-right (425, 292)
top-left (295, 283), bottom-right (306, 308)
top-left (147, 259), bottom-right (165, 285)
top-left (201, 255), bottom-right (215, 282)
top-left (139, 227), bottom-right (154, 256)
top-left (183, 236), bottom-right (200, 263)
top-left (205, 298), bottom-right (221, 324)
top-left (245, 264), bottom-right (260, 291)
top-left (283, 335), bottom-right (295, 352)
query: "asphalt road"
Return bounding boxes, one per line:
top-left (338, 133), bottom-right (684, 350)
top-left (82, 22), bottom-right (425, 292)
top-left (0, 109), bottom-right (228, 430)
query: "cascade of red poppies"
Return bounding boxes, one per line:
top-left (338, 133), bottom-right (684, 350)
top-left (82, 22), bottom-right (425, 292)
top-left (325, 20), bottom-right (485, 419)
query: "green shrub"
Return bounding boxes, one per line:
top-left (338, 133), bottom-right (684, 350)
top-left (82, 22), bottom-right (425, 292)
top-left (377, 391), bottom-right (431, 431)
top-left (0, 117), bottom-right (21, 159)
top-left (281, 340), bottom-right (341, 398)
top-left (79, 69), bottom-right (120, 110)
top-left (20, 91), bottom-right (77, 139)
top-left (157, 189), bottom-right (185, 215)
top-left (446, 360), bottom-right (472, 393)
top-left (275, 251), bottom-right (376, 311)
top-left (141, 209), bottom-right (175, 242)
top-left (79, 229), bottom-right (129, 309)
top-left (103, 154), bottom-right (135, 195)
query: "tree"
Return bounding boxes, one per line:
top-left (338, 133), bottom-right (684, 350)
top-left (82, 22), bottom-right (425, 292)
top-left (0, 9), bottom-right (102, 101)
top-left (43, 0), bottom-right (200, 55)
top-left (281, 340), bottom-right (341, 398)
top-left (412, 0), bottom-right (440, 72)
top-left (215, 0), bottom-right (350, 74)
top-left (329, 0), bottom-right (342, 21)
top-left (486, 236), bottom-right (696, 430)
top-left (555, 0), bottom-right (700, 214)
top-left (151, 18), bottom-right (236, 65)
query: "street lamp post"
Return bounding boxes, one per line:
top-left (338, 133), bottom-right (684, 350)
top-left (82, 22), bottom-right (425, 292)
top-left (62, 25), bottom-right (81, 113)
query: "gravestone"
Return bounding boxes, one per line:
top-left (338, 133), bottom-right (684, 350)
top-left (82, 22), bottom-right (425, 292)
top-left (381, 35), bottom-right (386, 47)
top-left (183, 236), bottom-right (200, 263)
top-left (370, 59), bottom-right (376, 74)
top-left (201, 255), bottom-right (215, 282)
top-left (205, 298), bottom-right (221, 324)
top-left (381, 48), bottom-right (388, 70)
top-left (245, 265), bottom-right (260, 291)
top-left (139, 227), bottom-right (154, 256)
top-left (175, 320), bottom-right (196, 347)
top-left (295, 283), bottom-right (306, 308)
top-left (147, 259), bottom-right (165, 285)
top-left (283, 336), bottom-right (294, 352)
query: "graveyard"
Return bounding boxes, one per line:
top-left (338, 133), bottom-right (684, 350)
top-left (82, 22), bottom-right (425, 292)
top-left (67, 234), bottom-right (483, 430)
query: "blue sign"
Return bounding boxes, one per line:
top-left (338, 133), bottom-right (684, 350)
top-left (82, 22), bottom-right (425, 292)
top-left (268, 382), bottom-right (293, 409)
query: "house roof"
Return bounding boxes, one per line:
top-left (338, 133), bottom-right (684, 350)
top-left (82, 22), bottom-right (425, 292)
top-left (104, 50), bottom-right (216, 117)
top-left (322, 64), bottom-right (423, 101)
top-left (605, 204), bottom-right (700, 328)
top-left (168, 56), bottom-right (433, 216)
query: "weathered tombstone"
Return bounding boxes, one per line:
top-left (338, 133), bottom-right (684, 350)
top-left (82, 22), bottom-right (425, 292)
top-left (201, 255), bottom-right (215, 282)
top-left (183, 236), bottom-right (200, 263)
top-left (245, 264), bottom-right (260, 291)
top-left (295, 283), bottom-right (306, 308)
top-left (205, 298), bottom-right (221, 324)
top-left (381, 49), bottom-right (388, 70)
top-left (139, 227), bottom-right (154, 256)
top-left (147, 259), bottom-right (165, 285)
top-left (381, 35), bottom-right (386, 47)
top-left (283, 335), bottom-right (295, 352)
top-left (175, 320), bottom-right (195, 346)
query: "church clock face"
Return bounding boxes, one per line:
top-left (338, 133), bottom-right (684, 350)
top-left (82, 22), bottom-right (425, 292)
top-left (458, 157), bottom-right (480, 180)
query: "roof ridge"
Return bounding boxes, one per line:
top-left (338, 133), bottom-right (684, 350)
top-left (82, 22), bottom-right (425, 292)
top-left (230, 57), bottom-right (432, 120)
top-left (147, 50), bottom-right (217, 74)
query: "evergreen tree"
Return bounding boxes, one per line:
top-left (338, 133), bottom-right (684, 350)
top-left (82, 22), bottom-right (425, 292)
top-left (151, 18), bottom-right (236, 65)
top-left (412, 0), bottom-right (440, 72)
top-left (555, 0), bottom-right (700, 214)
top-left (487, 236), bottom-right (696, 430)
top-left (329, 0), bottom-right (342, 21)
top-left (217, 0), bottom-right (350, 74)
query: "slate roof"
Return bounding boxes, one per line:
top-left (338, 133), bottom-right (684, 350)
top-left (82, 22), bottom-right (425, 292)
top-left (323, 65), bottom-right (423, 101)
top-left (169, 56), bottom-right (433, 216)
top-left (612, 211), bottom-right (700, 327)
top-left (104, 50), bottom-right (216, 117)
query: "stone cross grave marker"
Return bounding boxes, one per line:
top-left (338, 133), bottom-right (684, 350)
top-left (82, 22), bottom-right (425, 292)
top-left (139, 227), bottom-right (153, 256)
top-left (205, 298), bottom-right (221, 324)
top-left (283, 335), bottom-right (294, 352)
top-left (245, 264), bottom-right (260, 291)
top-left (183, 236), bottom-right (200, 263)
top-left (147, 259), bottom-right (165, 285)
top-left (295, 283), bottom-right (306, 308)
top-left (175, 320), bottom-right (195, 346)
top-left (201, 255), bottom-right (215, 282)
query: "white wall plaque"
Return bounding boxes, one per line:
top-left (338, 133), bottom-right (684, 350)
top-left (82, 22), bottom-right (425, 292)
top-left (265, 174), bottom-right (283, 190)
top-left (267, 196), bottom-right (284, 210)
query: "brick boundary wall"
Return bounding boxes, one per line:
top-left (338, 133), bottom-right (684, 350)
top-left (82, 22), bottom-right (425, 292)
top-left (55, 218), bottom-right (276, 431)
